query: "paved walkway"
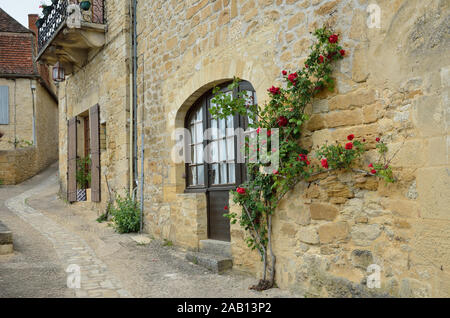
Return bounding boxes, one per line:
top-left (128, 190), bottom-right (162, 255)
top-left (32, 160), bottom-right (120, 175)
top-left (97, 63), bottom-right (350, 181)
top-left (4, 172), bottom-right (131, 298)
top-left (0, 163), bottom-right (300, 298)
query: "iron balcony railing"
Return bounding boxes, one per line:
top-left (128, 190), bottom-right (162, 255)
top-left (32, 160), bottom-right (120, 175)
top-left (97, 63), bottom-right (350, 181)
top-left (37, 0), bottom-right (105, 53)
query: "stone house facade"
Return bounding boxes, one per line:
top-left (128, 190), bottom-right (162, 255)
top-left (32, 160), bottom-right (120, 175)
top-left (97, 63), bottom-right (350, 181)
top-left (0, 9), bottom-right (58, 184)
top-left (46, 0), bottom-right (449, 297)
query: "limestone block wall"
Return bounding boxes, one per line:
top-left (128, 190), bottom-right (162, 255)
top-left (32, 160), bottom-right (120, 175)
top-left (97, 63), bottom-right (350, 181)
top-left (0, 78), bottom-right (34, 150)
top-left (133, 0), bottom-right (449, 297)
top-left (0, 77), bottom-right (58, 184)
top-left (58, 0), bottom-right (132, 209)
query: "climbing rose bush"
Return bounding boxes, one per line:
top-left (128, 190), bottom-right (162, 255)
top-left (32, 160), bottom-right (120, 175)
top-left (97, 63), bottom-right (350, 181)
top-left (209, 28), bottom-right (396, 289)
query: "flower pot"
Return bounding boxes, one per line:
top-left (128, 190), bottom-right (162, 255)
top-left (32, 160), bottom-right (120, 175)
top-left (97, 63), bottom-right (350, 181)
top-left (77, 189), bottom-right (87, 202)
top-left (80, 1), bottom-right (91, 11)
top-left (35, 18), bottom-right (44, 28)
top-left (86, 188), bottom-right (91, 202)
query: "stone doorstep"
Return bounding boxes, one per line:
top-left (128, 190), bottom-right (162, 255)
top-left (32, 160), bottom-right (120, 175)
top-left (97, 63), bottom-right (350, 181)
top-left (0, 220), bottom-right (13, 255)
top-left (186, 252), bottom-right (233, 274)
top-left (199, 239), bottom-right (232, 258)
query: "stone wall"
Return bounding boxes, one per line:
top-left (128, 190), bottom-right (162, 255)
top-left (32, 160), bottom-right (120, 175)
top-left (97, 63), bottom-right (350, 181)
top-left (132, 0), bottom-right (450, 297)
top-left (58, 0), bottom-right (132, 209)
top-left (0, 78), bottom-right (34, 150)
top-left (0, 77), bottom-right (58, 184)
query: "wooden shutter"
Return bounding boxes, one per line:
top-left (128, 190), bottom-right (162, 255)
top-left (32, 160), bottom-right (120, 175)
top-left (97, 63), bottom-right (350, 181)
top-left (67, 117), bottom-right (77, 202)
top-left (89, 104), bottom-right (101, 202)
top-left (0, 86), bottom-right (9, 125)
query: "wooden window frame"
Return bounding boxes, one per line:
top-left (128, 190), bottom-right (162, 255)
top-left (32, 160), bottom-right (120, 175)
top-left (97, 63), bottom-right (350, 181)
top-left (184, 81), bottom-right (255, 193)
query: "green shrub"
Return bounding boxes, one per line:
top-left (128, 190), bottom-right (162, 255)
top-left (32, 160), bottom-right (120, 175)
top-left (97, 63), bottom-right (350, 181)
top-left (110, 193), bottom-right (140, 233)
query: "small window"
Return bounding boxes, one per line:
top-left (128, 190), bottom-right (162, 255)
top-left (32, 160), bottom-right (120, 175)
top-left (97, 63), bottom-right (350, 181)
top-left (100, 122), bottom-right (106, 151)
top-left (0, 86), bottom-right (9, 125)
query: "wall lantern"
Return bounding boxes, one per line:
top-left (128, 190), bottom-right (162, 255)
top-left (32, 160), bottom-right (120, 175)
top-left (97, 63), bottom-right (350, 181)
top-left (52, 62), bottom-right (65, 82)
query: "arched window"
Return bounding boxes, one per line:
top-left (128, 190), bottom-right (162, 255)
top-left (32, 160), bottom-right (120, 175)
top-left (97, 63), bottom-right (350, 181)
top-left (185, 81), bottom-right (256, 241)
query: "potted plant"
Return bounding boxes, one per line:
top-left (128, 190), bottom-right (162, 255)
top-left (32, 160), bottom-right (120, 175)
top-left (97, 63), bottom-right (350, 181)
top-left (76, 156), bottom-right (91, 202)
top-left (80, 1), bottom-right (91, 11)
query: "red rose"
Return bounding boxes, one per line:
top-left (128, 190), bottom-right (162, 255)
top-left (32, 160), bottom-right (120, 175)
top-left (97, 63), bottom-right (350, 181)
top-left (345, 142), bottom-right (353, 150)
top-left (268, 86), bottom-right (281, 95)
top-left (272, 169), bottom-right (279, 175)
top-left (340, 49), bottom-right (346, 56)
top-left (327, 51), bottom-right (337, 60)
top-left (370, 169), bottom-right (377, 174)
top-left (298, 154), bottom-right (308, 162)
top-left (267, 130), bottom-right (272, 137)
top-left (347, 134), bottom-right (355, 141)
top-left (277, 116), bottom-right (288, 127)
top-left (368, 163), bottom-right (373, 168)
top-left (363, 138), bottom-right (366, 142)
top-left (288, 72), bottom-right (298, 85)
top-left (282, 70), bottom-right (287, 75)
top-left (256, 127), bottom-right (261, 134)
top-left (305, 64), bottom-right (309, 68)
top-left (318, 55), bottom-right (324, 63)
top-left (224, 205), bottom-right (228, 210)
top-left (236, 187), bottom-right (246, 195)
top-left (321, 158), bottom-right (329, 169)
top-left (376, 137), bottom-right (380, 142)
top-left (329, 34), bottom-right (339, 44)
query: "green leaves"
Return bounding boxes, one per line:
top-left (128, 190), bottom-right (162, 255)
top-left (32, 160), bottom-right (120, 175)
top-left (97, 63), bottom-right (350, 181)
top-left (110, 192), bottom-right (141, 234)
top-left (316, 140), bottom-right (366, 170)
top-left (208, 27), bottom-right (346, 262)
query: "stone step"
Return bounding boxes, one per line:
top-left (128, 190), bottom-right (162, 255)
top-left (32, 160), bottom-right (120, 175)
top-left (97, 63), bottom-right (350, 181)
top-left (0, 220), bottom-right (13, 255)
top-left (186, 251), bottom-right (232, 274)
top-left (199, 239), bottom-right (232, 258)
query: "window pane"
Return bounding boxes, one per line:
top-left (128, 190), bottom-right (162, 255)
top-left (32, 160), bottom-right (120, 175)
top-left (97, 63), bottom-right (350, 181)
top-left (196, 145), bottom-right (203, 164)
top-left (210, 140), bottom-right (218, 162)
top-left (211, 118), bottom-right (218, 140)
top-left (197, 165), bottom-right (204, 185)
top-left (191, 166), bottom-right (197, 185)
top-left (227, 137), bottom-right (235, 161)
top-left (195, 123), bottom-right (203, 143)
top-left (196, 107), bottom-right (203, 121)
top-left (226, 115), bottom-right (234, 130)
top-left (219, 117), bottom-right (226, 138)
top-left (220, 163), bottom-right (228, 184)
top-left (228, 163), bottom-right (235, 184)
top-left (211, 163), bottom-right (219, 184)
top-left (191, 145), bottom-right (196, 164)
top-left (219, 139), bottom-right (226, 161)
top-left (190, 125), bottom-right (195, 143)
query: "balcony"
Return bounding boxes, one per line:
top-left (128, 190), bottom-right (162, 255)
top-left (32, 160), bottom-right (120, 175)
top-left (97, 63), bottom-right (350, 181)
top-left (36, 0), bottom-right (106, 74)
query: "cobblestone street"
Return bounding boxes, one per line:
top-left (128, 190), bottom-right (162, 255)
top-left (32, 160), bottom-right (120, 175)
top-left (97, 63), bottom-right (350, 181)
top-left (0, 163), bottom-right (299, 298)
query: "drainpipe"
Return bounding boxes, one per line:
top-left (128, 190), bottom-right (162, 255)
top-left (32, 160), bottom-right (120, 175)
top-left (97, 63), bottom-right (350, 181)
top-left (131, 0), bottom-right (144, 232)
top-left (30, 80), bottom-right (37, 146)
top-left (132, 0), bottom-right (138, 190)
top-left (139, 56), bottom-right (145, 233)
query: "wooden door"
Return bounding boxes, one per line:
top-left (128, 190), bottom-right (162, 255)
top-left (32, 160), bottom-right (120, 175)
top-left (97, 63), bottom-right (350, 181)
top-left (67, 117), bottom-right (77, 202)
top-left (89, 104), bottom-right (101, 202)
top-left (185, 81), bottom-right (256, 242)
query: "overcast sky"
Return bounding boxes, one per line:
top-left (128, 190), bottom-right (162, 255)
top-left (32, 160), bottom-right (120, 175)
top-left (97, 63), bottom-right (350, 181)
top-left (0, 0), bottom-right (43, 28)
